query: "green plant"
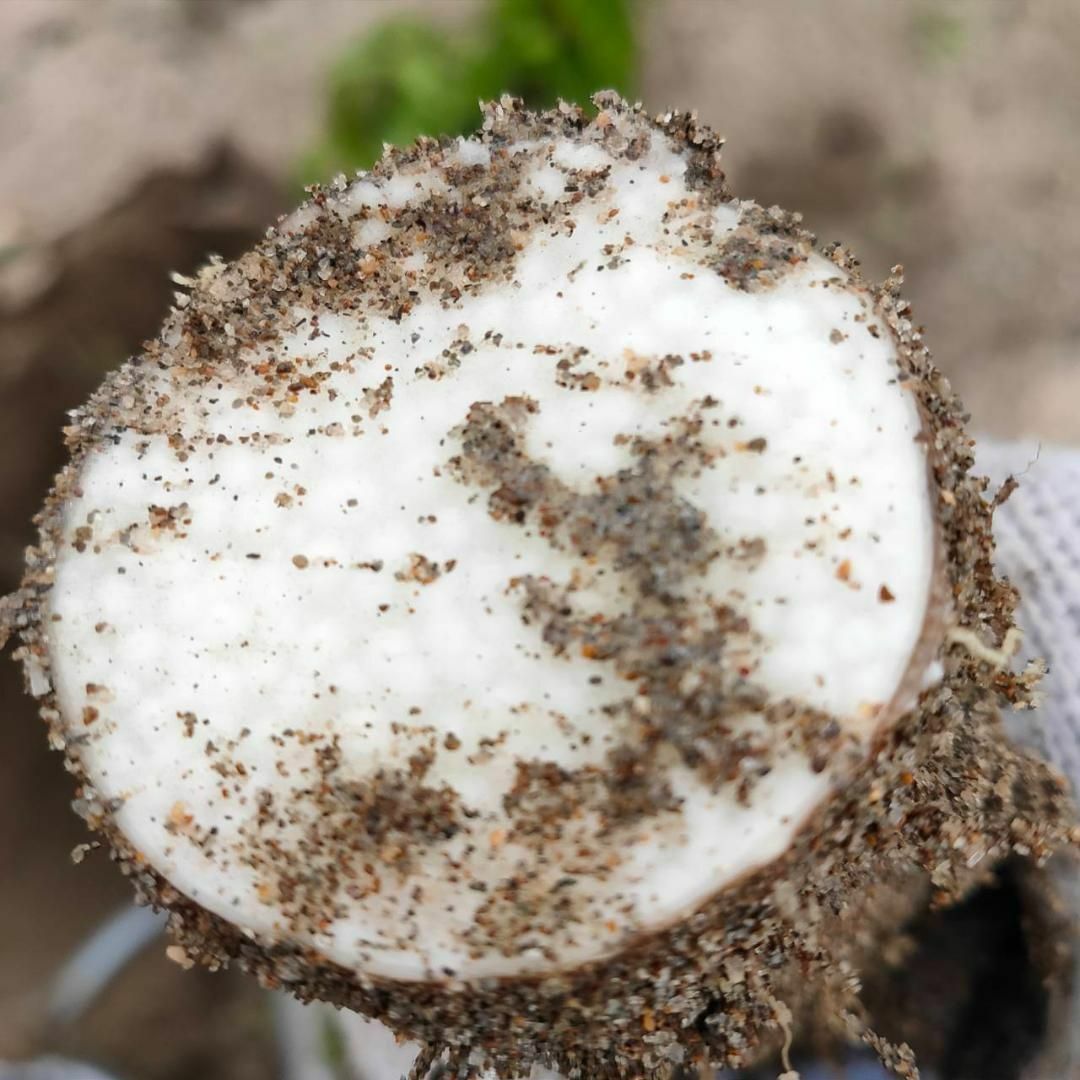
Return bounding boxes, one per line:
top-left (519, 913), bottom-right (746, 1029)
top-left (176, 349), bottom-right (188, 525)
top-left (299, 0), bottom-right (637, 186)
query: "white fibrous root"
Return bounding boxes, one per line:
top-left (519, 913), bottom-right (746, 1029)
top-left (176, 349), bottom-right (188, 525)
top-left (6, 95), bottom-right (1074, 1078)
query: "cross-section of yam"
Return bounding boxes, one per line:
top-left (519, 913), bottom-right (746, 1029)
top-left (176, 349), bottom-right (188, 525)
top-left (3, 95), bottom-right (1074, 1079)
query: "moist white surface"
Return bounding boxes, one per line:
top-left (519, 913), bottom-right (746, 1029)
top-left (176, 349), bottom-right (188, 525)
top-left (42, 124), bottom-right (936, 982)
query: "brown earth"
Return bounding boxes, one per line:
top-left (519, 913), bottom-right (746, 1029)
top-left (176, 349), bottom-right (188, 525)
top-left (1, 1), bottom-right (1077, 1077)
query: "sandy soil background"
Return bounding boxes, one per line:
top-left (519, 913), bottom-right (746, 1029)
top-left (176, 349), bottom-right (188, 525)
top-left (1, 1), bottom-right (1077, 1076)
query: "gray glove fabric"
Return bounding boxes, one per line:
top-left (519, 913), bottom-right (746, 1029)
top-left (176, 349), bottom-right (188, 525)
top-left (978, 440), bottom-right (1080, 785)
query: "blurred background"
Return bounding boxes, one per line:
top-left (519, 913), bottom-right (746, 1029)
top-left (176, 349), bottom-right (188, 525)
top-left (1, 1), bottom-right (1078, 1077)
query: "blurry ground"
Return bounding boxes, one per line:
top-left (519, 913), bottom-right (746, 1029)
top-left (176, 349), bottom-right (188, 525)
top-left (1, 1), bottom-right (1078, 1077)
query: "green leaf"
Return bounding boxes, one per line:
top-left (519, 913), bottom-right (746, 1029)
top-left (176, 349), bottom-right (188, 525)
top-left (298, 0), bottom-right (637, 188)
top-left (299, 18), bottom-right (480, 184)
top-left (486, 0), bottom-right (636, 106)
